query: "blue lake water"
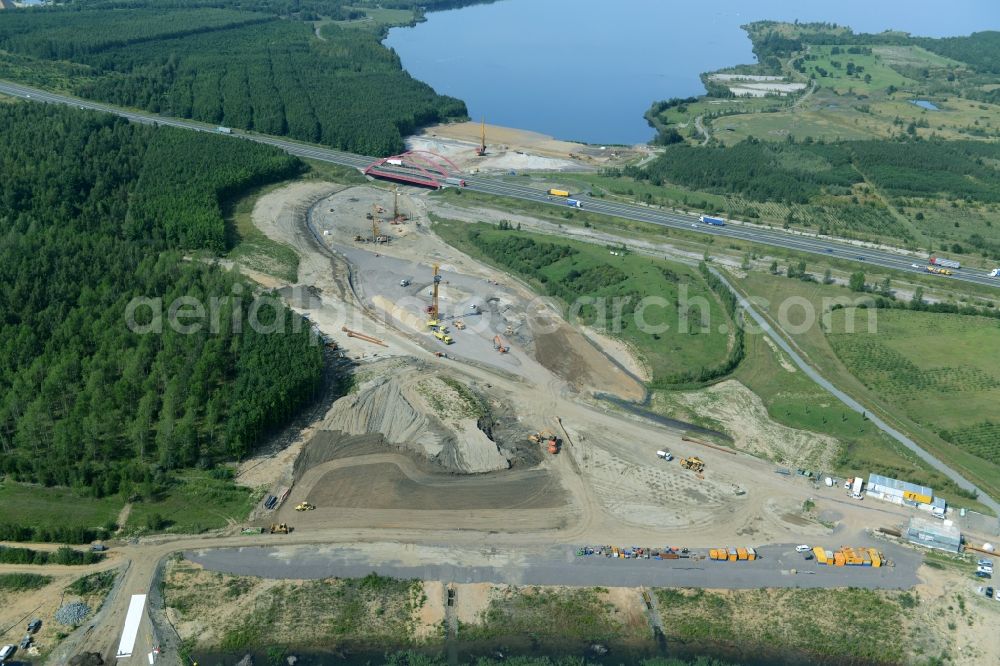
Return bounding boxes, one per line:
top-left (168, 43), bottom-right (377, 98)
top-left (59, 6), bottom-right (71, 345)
top-left (386, 0), bottom-right (1000, 144)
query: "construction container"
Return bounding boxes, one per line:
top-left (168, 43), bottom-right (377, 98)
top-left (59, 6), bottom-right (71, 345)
top-left (737, 548), bottom-right (748, 560)
top-left (746, 547), bottom-right (757, 561)
top-left (869, 549), bottom-right (882, 567)
top-left (834, 552), bottom-right (846, 566)
top-left (812, 547), bottom-right (827, 564)
top-left (727, 547), bottom-right (738, 562)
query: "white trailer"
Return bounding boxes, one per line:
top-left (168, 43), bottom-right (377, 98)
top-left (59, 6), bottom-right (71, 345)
top-left (851, 476), bottom-right (864, 496)
top-left (116, 594), bottom-right (147, 659)
top-left (990, 268), bottom-right (1000, 278)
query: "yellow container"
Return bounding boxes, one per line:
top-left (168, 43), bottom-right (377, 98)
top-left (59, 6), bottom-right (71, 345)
top-left (709, 549), bottom-right (719, 560)
top-left (869, 548), bottom-right (882, 568)
top-left (813, 546), bottom-right (827, 564)
top-left (746, 547), bottom-right (757, 561)
top-left (834, 552), bottom-right (846, 566)
top-left (727, 547), bottom-right (738, 562)
top-left (737, 548), bottom-right (748, 561)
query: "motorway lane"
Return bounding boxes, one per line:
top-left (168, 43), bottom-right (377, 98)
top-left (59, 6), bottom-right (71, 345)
top-left (1, 79), bottom-right (997, 292)
top-left (6, 92), bottom-right (1000, 291)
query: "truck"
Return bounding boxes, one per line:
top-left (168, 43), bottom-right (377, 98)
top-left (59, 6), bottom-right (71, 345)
top-left (851, 476), bottom-right (864, 496)
top-left (216, 126), bottom-right (232, 134)
top-left (929, 255), bottom-right (961, 270)
top-left (990, 268), bottom-right (1000, 278)
top-left (699, 215), bottom-right (726, 226)
top-left (444, 177), bottom-right (467, 187)
top-left (386, 158), bottom-right (404, 166)
top-left (548, 188), bottom-right (570, 197)
top-left (566, 199), bottom-right (582, 209)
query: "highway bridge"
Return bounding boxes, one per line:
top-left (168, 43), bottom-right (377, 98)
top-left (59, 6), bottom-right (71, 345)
top-left (1, 79), bottom-right (997, 292)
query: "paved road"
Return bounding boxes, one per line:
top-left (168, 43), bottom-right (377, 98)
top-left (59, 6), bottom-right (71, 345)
top-left (709, 267), bottom-right (1000, 517)
top-left (185, 542), bottom-right (920, 590)
top-left (1, 79), bottom-right (998, 292)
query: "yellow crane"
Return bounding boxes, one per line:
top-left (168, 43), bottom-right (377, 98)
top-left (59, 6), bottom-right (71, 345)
top-left (371, 203), bottom-right (381, 242)
top-left (427, 263), bottom-right (442, 328)
top-left (476, 117), bottom-right (487, 156)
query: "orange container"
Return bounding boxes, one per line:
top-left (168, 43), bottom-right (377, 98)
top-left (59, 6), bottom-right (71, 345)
top-left (736, 548), bottom-right (748, 560)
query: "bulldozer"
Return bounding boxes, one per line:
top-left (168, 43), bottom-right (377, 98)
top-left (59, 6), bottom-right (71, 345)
top-left (269, 523), bottom-right (291, 534)
top-left (680, 457), bottom-right (705, 473)
top-left (294, 502), bottom-right (315, 511)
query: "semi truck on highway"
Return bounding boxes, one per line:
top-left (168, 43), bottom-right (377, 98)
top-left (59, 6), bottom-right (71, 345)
top-left (929, 255), bottom-right (961, 269)
top-left (444, 177), bottom-right (467, 187)
top-left (566, 199), bottom-right (582, 208)
top-left (699, 215), bottom-right (726, 226)
top-left (990, 268), bottom-right (999, 278)
top-left (548, 188), bottom-right (570, 197)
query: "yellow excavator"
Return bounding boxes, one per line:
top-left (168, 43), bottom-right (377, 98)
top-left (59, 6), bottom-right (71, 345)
top-left (294, 502), bottom-right (315, 511)
top-left (680, 457), bottom-right (705, 473)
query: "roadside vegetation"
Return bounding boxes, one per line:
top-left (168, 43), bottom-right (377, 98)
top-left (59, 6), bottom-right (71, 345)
top-left (432, 217), bottom-right (734, 385)
top-left (0, 573), bottom-right (53, 591)
top-left (0, 545), bottom-right (104, 566)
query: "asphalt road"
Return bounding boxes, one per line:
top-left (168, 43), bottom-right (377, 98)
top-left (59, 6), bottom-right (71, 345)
top-left (2, 78), bottom-right (998, 292)
top-left (185, 542), bottom-right (920, 590)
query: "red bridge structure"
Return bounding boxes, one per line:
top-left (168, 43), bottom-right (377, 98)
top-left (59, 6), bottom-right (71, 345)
top-left (364, 150), bottom-right (461, 189)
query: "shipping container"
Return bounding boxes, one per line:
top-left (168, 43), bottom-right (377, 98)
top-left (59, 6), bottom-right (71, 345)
top-left (547, 189), bottom-right (570, 197)
top-left (834, 552), bottom-right (846, 566)
top-left (746, 547), bottom-right (757, 561)
top-left (699, 215), bottom-right (726, 226)
top-left (727, 547), bottom-right (738, 562)
top-left (869, 549), bottom-right (882, 567)
top-left (566, 199), bottom-right (582, 208)
top-left (929, 255), bottom-right (961, 269)
top-left (737, 548), bottom-right (748, 560)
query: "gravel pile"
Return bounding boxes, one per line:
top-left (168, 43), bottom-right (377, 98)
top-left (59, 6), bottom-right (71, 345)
top-left (55, 601), bottom-right (91, 626)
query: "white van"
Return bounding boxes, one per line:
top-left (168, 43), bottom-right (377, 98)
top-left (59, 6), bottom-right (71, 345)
top-left (0, 645), bottom-right (16, 662)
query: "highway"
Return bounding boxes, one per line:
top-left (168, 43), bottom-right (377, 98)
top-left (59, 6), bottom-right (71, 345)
top-left (1, 79), bottom-right (998, 291)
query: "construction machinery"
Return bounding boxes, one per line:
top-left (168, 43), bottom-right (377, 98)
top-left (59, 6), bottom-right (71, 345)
top-left (433, 330), bottom-right (454, 344)
top-left (709, 547), bottom-right (757, 561)
top-left (371, 204), bottom-right (389, 243)
top-left (294, 502), bottom-right (315, 511)
top-left (453, 319), bottom-right (466, 330)
top-left (476, 118), bottom-right (487, 156)
top-left (426, 264), bottom-right (443, 328)
top-left (341, 326), bottom-right (388, 347)
top-left (812, 546), bottom-right (882, 567)
top-left (269, 523), bottom-right (291, 534)
top-left (529, 430), bottom-right (560, 454)
top-left (680, 457), bottom-right (705, 473)
top-left (493, 335), bottom-right (509, 353)
top-left (392, 186), bottom-right (407, 223)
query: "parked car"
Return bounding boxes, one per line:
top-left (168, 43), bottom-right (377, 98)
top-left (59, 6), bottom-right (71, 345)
top-left (975, 570), bottom-right (992, 579)
top-left (802, 552), bottom-right (814, 560)
top-left (987, 587), bottom-right (995, 598)
top-left (27, 619), bottom-right (41, 633)
top-left (980, 559), bottom-right (994, 567)
top-left (19, 635), bottom-right (31, 650)
top-left (795, 545), bottom-right (811, 553)
top-left (0, 645), bottom-right (16, 662)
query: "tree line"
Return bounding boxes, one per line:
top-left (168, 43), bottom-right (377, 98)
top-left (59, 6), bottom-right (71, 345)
top-left (0, 104), bottom-right (323, 497)
top-left (0, 5), bottom-right (467, 155)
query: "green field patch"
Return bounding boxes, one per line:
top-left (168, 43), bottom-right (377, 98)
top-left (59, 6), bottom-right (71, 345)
top-left (432, 218), bottom-right (734, 385)
top-left (828, 308), bottom-right (1000, 466)
top-left (126, 470), bottom-right (257, 534)
top-left (0, 573), bottom-right (53, 591)
top-left (224, 182), bottom-right (300, 283)
top-left (0, 483), bottom-right (121, 541)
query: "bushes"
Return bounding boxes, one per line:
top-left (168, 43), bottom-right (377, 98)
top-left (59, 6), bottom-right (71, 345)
top-left (0, 546), bottom-right (105, 566)
top-left (0, 573), bottom-right (53, 591)
top-left (0, 523), bottom-right (107, 544)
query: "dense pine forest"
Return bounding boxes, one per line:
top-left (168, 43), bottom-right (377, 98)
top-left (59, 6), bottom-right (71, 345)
top-left (0, 104), bottom-right (323, 496)
top-left (0, 2), bottom-right (470, 155)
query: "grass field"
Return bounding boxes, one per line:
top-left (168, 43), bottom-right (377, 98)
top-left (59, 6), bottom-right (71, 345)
top-left (0, 483), bottom-right (122, 535)
top-left (731, 270), bottom-right (998, 511)
top-left (828, 309), bottom-right (1000, 466)
top-left (655, 587), bottom-right (906, 664)
top-left (126, 471), bottom-right (258, 534)
top-left (0, 573), bottom-right (53, 591)
top-left (224, 182), bottom-right (300, 283)
top-left (432, 217), bottom-right (734, 385)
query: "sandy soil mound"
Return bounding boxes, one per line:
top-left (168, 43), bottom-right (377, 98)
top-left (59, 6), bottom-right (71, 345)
top-left (657, 380), bottom-right (838, 470)
top-left (320, 375), bottom-right (510, 473)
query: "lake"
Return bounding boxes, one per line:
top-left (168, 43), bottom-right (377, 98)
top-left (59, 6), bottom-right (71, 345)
top-left (385, 0), bottom-right (1000, 144)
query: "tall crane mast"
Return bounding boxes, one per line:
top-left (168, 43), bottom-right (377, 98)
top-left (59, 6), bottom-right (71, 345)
top-left (427, 263), bottom-right (442, 327)
top-left (476, 118), bottom-right (487, 156)
top-left (371, 204), bottom-right (381, 242)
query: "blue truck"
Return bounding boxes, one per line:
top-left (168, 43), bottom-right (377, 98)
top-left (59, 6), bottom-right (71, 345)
top-left (699, 215), bottom-right (725, 226)
top-left (566, 199), bottom-right (582, 209)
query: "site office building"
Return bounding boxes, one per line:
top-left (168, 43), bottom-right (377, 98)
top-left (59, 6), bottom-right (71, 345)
top-left (866, 474), bottom-right (947, 517)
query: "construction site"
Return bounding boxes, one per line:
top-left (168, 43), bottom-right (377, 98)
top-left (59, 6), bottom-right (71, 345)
top-left (11, 174), bottom-right (1000, 666)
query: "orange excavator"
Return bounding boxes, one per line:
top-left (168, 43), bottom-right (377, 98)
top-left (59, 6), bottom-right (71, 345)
top-left (493, 335), bottom-right (508, 353)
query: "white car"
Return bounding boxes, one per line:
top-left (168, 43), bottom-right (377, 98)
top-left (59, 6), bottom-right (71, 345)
top-left (795, 545), bottom-right (811, 553)
top-left (0, 645), bottom-right (15, 661)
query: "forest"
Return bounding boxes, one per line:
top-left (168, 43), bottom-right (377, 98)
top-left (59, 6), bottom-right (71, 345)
top-left (0, 4), bottom-right (468, 155)
top-left (0, 104), bottom-right (323, 497)
top-left (625, 139), bottom-right (1000, 206)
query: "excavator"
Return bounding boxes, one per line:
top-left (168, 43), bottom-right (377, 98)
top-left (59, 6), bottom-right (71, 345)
top-left (680, 457), bottom-right (705, 473)
top-left (529, 430), bottom-right (560, 454)
top-left (493, 335), bottom-right (509, 353)
top-left (294, 502), bottom-right (315, 511)
top-left (269, 523), bottom-right (291, 534)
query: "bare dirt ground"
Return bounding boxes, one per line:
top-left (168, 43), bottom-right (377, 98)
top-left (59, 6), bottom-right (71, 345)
top-left (652, 379), bottom-right (840, 470)
top-left (418, 121), bottom-right (649, 170)
top-left (910, 563), bottom-right (1000, 665)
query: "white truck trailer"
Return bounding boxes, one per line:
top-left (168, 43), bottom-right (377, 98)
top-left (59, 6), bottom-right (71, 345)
top-left (116, 594), bottom-right (147, 659)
